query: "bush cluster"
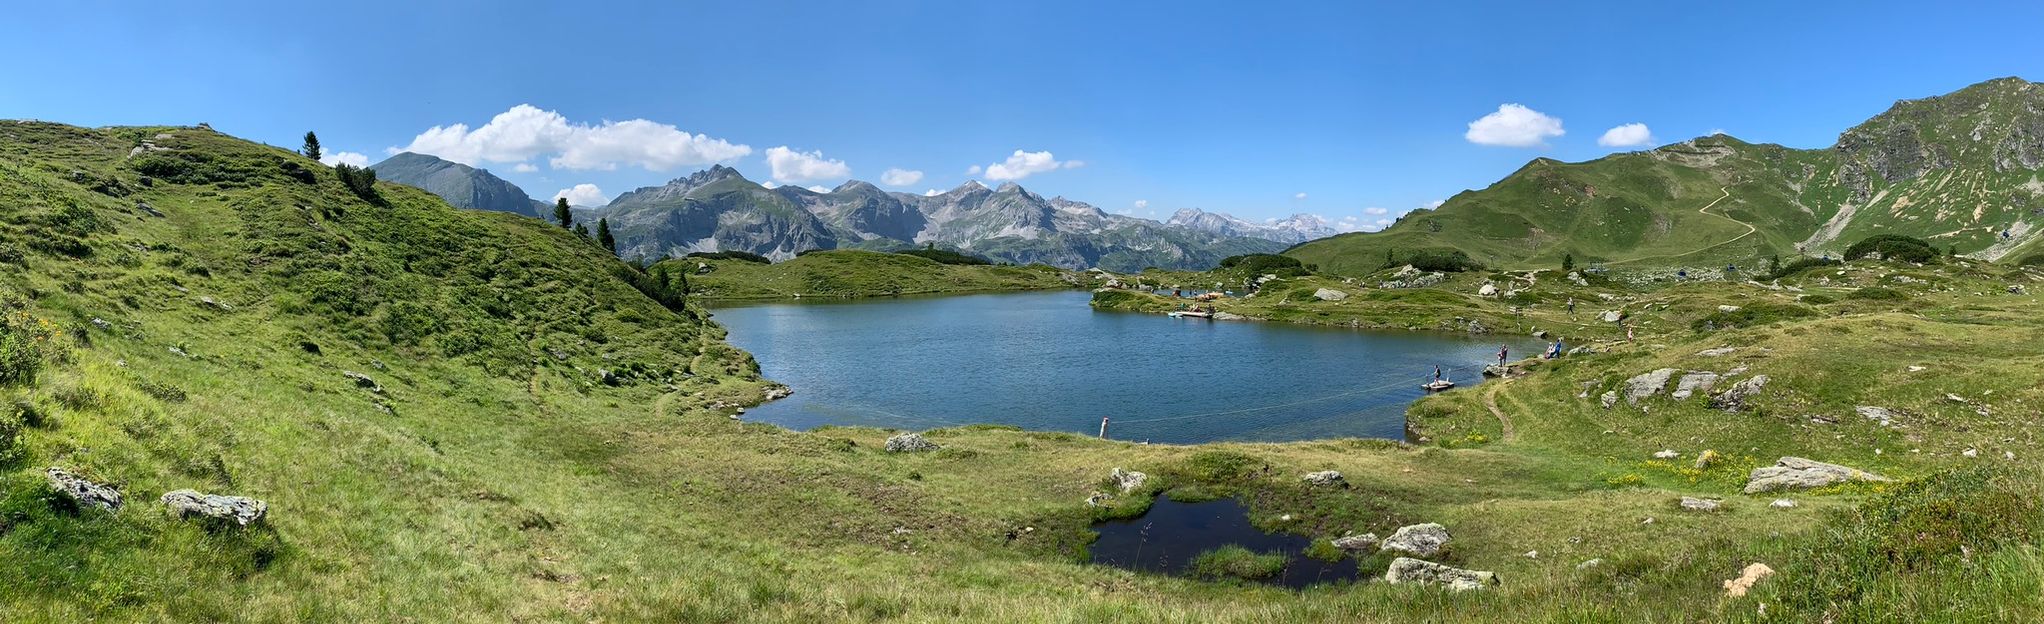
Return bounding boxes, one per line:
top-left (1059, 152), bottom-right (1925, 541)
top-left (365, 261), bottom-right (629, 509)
top-left (1218, 253), bottom-right (1309, 276)
top-left (1844, 234), bottom-right (1939, 264)
top-left (0, 304), bottom-right (63, 386)
top-left (1388, 249), bottom-right (1483, 273)
top-left (897, 247), bottom-right (992, 265)
top-left (334, 164), bottom-right (380, 202)
top-left (685, 251), bottom-right (771, 264)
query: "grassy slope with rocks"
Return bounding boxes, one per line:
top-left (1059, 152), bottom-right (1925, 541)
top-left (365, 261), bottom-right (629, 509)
top-left (0, 121), bottom-right (2038, 623)
top-left (1288, 77), bottom-right (2044, 274)
top-left (669, 249), bottom-right (1083, 300)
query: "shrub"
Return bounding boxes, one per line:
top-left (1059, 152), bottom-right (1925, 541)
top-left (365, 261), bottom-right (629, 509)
top-left (1691, 302), bottom-right (1816, 331)
top-left (1764, 256), bottom-right (1840, 280)
top-left (1846, 287), bottom-right (1907, 301)
top-left (897, 247), bottom-right (992, 265)
top-left (685, 251), bottom-right (771, 264)
top-left (334, 163), bottom-right (380, 202)
top-left (1189, 545), bottom-right (1288, 580)
top-left (0, 305), bottom-right (63, 386)
top-left (1798, 294), bottom-right (1837, 305)
top-left (1844, 234), bottom-right (1939, 264)
top-left (2016, 253), bottom-right (2044, 267)
top-left (1389, 248), bottom-right (1483, 272)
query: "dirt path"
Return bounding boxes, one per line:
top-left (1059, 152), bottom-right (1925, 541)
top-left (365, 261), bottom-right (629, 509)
top-left (1483, 379), bottom-right (1516, 443)
top-left (1610, 187), bottom-right (1752, 265)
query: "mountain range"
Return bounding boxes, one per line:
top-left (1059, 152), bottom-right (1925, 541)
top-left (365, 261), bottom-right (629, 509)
top-left (374, 158), bottom-right (1295, 271)
top-left (1288, 77), bottom-right (2044, 274)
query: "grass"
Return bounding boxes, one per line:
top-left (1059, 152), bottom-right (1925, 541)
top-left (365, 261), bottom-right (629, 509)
top-left (0, 120), bottom-right (2040, 622)
top-left (670, 249), bottom-right (1083, 299)
top-left (1190, 545), bottom-right (1289, 581)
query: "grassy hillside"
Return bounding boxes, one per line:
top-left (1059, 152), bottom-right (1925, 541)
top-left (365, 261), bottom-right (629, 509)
top-left (1287, 78), bottom-right (2044, 275)
top-left (670, 249), bottom-right (1082, 299)
top-left (1, 121), bottom-right (2039, 622)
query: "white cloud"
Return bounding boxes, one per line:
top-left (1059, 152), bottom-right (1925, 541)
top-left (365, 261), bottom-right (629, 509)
top-left (1464, 103), bottom-right (1564, 147)
top-left (511, 162), bottom-right (539, 173)
top-left (980, 150), bottom-right (1079, 181)
top-left (805, 185), bottom-right (831, 193)
top-left (1363, 206), bottom-right (1389, 216)
top-left (966, 165), bottom-right (983, 175)
top-left (1370, 218), bottom-right (1394, 230)
top-left (1422, 199), bottom-right (1445, 209)
top-left (1709, 128), bottom-right (1727, 136)
top-left (552, 183), bottom-right (610, 208)
top-left (1597, 122), bottom-right (1655, 147)
top-left (1294, 192), bottom-right (1308, 200)
top-left (923, 189), bottom-right (942, 196)
top-left (761, 180), bottom-right (781, 189)
top-left (1133, 199), bottom-right (1149, 209)
top-left (764, 146), bottom-right (851, 182)
top-left (392, 104), bottom-right (751, 171)
top-left (319, 151), bottom-right (369, 167)
top-left (880, 168), bottom-right (924, 186)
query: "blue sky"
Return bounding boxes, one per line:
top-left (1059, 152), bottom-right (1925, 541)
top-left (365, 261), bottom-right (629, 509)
top-left (6, 1), bottom-right (2044, 229)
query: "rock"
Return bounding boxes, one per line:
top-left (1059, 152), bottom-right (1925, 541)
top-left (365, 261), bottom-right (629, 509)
top-left (1383, 557), bottom-right (1498, 591)
top-left (1567, 272), bottom-right (1589, 287)
top-left (1695, 347), bottom-right (1737, 357)
top-left (1109, 467), bottom-right (1148, 493)
top-left (1213, 312), bottom-right (1246, 321)
top-left (1855, 406), bottom-right (1901, 428)
top-left (884, 432), bottom-right (940, 453)
top-left (1084, 492), bottom-right (1110, 507)
top-left (1477, 283), bottom-right (1499, 297)
top-left (1653, 449), bottom-right (1680, 459)
top-left (1302, 470), bottom-right (1345, 487)
top-left (168, 346), bottom-right (191, 358)
top-left (1680, 497), bottom-right (1723, 512)
top-left (2010, 285), bottom-right (2028, 295)
top-left (1599, 310), bottom-right (1623, 323)
top-left (199, 296), bottom-right (233, 311)
top-left (1694, 450), bottom-right (1721, 469)
top-left (1716, 305), bottom-right (1742, 313)
top-left (1523, 550), bottom-right (1539, 559)
top-left (91, 317), bottom-right (113, 330)
top-left (1576, 558), bottom-right (1604, 570)
top-left (1380, 523), bottom-right (1452, 558)
top-left (1962, 448), bottom-right (1979, 458)
top-left (1722, 562), bottom-right (1775, 598)
top-left (1906, 365), bottom-right (1926, 372)
top-left (159, 489), bottom-right (267, 527)
top-left (1770, 499), bottom-right (1797, 509)
top-left (1709, 375), bottom-right (1770, 412)
top-left (1312, 288), bottom-right (1350, 302)
top-left (762, 385), bottom-right (793, 401)
top-left (1331, 532), bottom-right (1379, 552)
top-left (1744, 457), bottom-right (1891, 494)
top-left (343, 371), bottom-right (383, 393)
top-left (1599, 391), bottom-right (1618, 409)
top-left (598, 369), bottom-right (620, 386)
top-left (1532, 330), bottom-right (1549, 339)
top-left (1671, 372), bottom-right (1721, 400)
top-left (46, 468), bottom-right (122, 512)
top-left (1623, 369), bottom-right (1678, 404)
top-left (136, 201), bottom-right (166, 217)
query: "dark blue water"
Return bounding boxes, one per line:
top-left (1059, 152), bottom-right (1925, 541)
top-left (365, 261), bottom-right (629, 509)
top-left (1090, 495), bottom-right (1358, 588)
top-left (711, 291), bottom-right (1530, 443)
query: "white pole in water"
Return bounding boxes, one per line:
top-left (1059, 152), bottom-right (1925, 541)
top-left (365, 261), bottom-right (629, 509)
top-left (1099, 416), bottom-right (1110, 439)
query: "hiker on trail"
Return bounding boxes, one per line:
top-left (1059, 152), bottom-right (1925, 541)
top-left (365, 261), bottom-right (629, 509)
top-left (1567, 297), bottom-right (1576, 315)
top-left (1546, 340), bottom-right (1563, 359)
top-left (1626, 324), bottom-right (1636, 342)
top-left (1497, 345), bottom-right (1509, 366)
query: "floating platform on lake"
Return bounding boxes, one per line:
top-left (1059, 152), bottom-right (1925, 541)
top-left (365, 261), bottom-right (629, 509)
top-left (1169, 310), bottom-right (1214, 319)
top-left (1421, 380), bottom-right (1456, 391)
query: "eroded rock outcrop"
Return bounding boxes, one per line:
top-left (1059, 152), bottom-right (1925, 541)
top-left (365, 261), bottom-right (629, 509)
top-left (1384, 557), bottom-right (1498, 591)
top-left (1744, 457), bottom-right (1889, 493)
top-left (160, 489), bottom-right (268, 527)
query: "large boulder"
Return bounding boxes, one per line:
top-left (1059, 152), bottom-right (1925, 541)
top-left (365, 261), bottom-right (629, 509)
top-left (1744, 457), bottom-right (1890, 494)
top-left (884, 432), bottom-right (940, 453)
top-left (1108, 467), bottom-right (1148, 493)
top-left (1709, 375), bottom-right (1770, 412)
top-left (46, 468), bottom-right (122, 512)
top-left (1623, 369), bottom-right (1678, 404)
top-left (1598, 310), bottom-right (1623, 323)
top-left (1380, 522), bottom-right (1452, 558)
top-left (1312, 288), bottom-right (1350, 302)
top-left (1679, 496), bottom-right (1723, 512)
top-left (1384, 557), bottom-right (1498, 591)
top-left (1302, 470), bottom-right (1345, 487)
top-left (1670, 372), bottom-right (1720, 400)
top-left (1477, 283), bottom-right (1499, 297)
top-left (160, 489), bottom-right (268, 527)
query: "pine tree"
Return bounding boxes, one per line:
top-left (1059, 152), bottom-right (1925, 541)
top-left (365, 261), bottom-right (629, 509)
top-left (597, 218), bottom-right (617, 255)
top-left (1562, 253), bottom-right (1575, 272)
top-left (554, 198), bottom-right (573, 229)
top-left (302, 131), bottom-right (322, 162)
top-left (572, 223), bottom-right (591, 239)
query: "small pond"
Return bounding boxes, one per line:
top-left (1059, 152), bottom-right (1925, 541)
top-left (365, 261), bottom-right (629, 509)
top-left (1088, 495), bottom-right (1358, 589)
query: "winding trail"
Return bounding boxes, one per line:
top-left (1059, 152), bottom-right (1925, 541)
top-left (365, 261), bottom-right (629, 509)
top-left (1609, 187), bottom-right (1752, 266)
top-left (1483, 379), bottom-right (1516, 443)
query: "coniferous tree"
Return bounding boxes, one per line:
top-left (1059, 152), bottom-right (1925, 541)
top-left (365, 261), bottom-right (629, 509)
top-left (572, 223), bottom-right (591, 239)
top-left (1562, 253), bottom-right (1575, 272)
top-left (597, 218), bottom-right (617, 255)
top-left (302, 131), bottom-right (322, 162)
top-left (554, 198), bottom-right (573, 229)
